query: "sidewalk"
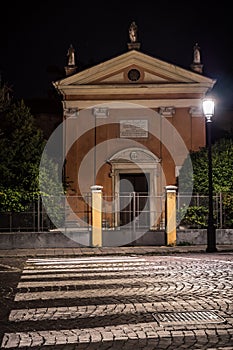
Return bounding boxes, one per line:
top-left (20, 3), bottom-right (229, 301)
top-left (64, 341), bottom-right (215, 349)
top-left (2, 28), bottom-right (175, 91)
top-left (0, 244), bottom-right (232, 257)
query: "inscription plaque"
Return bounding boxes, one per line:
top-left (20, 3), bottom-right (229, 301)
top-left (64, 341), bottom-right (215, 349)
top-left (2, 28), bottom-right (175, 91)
top-left (120, 120), bottom-right (148, 138)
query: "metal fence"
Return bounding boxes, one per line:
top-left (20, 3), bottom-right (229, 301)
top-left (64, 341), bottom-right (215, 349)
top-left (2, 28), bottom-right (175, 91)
top-left (0, 192), bottom-right (232, 232)
top-left (102, 193), bottom-right (165, 230)
top-left (0, 195), bottom-right (92, 232)
top-left (177, 193), bottom-right (233, 229)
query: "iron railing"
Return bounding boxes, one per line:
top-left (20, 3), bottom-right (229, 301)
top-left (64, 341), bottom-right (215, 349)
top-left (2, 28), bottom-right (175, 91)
top-left (177, 193), bottom-right (233, 229)
top-left (0, 192), bottom-right (232, 232)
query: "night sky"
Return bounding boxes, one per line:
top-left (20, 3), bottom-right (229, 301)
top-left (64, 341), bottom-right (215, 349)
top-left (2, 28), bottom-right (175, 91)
top-left (1, 1), bottom-right (233, 110)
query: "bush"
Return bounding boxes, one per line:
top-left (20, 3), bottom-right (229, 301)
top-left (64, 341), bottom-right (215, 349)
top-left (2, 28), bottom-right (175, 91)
top-left (178, 205), bottom-right (208, 228)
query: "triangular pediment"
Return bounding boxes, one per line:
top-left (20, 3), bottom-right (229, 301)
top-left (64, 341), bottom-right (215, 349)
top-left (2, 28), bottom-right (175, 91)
top-left (54, 49), bottom-right (216, 87)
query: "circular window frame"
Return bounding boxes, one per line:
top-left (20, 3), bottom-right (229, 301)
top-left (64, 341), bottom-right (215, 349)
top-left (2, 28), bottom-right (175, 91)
top-left (127, 68), bottom-right (141, 82)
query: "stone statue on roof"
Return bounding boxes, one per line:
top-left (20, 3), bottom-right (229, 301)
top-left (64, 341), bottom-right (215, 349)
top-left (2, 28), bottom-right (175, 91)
top-left (193, 43), bottom-right (201, 64)
top-left (65, 44), bottom-right (77, 76)
top-left (129, 21), bottom-right (138, 43)
top-left (190, 42), bottom-right (203, 74)
top-left (67, 44), bottom-right (75, 66)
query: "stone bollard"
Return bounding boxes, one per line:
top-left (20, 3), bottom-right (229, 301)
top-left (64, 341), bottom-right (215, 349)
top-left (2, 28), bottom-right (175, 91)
top-left (165, 185), bottom-right (177, 245)
top-left (90, 185), bottom-right (103, 247)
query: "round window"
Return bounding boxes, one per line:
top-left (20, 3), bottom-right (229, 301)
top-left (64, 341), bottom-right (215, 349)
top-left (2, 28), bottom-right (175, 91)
top-left (127, 69), bottom-right (141, 82)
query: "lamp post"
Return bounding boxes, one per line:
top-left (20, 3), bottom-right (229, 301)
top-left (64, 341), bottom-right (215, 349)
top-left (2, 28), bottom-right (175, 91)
top-left (202, 98), bottom-right (217, 252)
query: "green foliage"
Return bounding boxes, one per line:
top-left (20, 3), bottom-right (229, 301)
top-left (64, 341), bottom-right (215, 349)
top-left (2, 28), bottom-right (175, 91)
top-left (0, 84), bottom-right (11, 112)
top-left (39, 151), bottom-right (66, 228)
top-left (212, 138), bottom-right (233, 193)
top-left (0, 90), bottom-right (45, 211)
top-left (178, 205), bottom-right (208, 228)
top-left (39, 152), bottom-right (63, 196)
top-left (0, 189), bottom-right (33, 212)
top-left (179, 138), bottom-right (233, 194)
top-left (178, 137), bottom-right (233, 228)
top-left (177, 241), bottom-right (192, 246)
top-left (0, 84), bottom-right (69, 217)
top-left (221, 193), bottom-right (233, 228)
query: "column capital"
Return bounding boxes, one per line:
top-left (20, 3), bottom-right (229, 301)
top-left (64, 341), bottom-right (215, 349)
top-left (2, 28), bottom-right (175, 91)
top-left (92, 107), bottom-right (109, 118)
top-left (165, 185), bottom-right (177, 192)
top-left (64, 108), bottom-right (79, 118)
top-left (189, 106), bottom-right (203, 117)
top-left (90, 185), bottom-right (103, 192)
top-left (159, 107), bottom-right (175, 117)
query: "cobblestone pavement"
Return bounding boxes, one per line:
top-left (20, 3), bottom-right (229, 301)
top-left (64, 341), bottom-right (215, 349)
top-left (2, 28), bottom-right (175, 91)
top-left (0, 253), bottom-right (233, 349)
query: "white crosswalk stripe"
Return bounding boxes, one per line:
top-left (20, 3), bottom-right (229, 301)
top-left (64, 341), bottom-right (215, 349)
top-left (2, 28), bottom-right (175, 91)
top-left (2, 256), bottom-right (162, 348)
top-left (1, 255), bottom-right (232, 349)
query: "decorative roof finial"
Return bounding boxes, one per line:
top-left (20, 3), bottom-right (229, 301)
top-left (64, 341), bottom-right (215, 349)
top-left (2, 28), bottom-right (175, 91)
top-left (67, 44), bottom-right (76, 66)
top-left (65, 44), bottom-right (77, 76)
top-left (127, 21), bottom-right (141, 51)
top-left (193, 43), bottom-right (201, 64)
top-left (129, 21), bottom-right (138, 43)
top-left (190, 42), bottom-right (203, 74)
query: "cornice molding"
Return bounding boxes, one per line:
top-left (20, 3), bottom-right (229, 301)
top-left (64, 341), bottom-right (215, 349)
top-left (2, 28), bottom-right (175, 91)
top-left (57, 82), bottom-right (214, 98)
top-left (63, 98), bottom-right (204, 110)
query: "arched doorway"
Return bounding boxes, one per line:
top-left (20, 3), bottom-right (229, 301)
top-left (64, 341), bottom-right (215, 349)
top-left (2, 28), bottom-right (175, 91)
top-left (108, 147), bottom-right (162, 229)
top-left (119, 172), bottom-right (149, 227)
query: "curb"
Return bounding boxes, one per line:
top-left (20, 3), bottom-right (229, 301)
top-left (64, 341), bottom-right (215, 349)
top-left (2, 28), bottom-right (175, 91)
top-left (0, 245), bottom-right (232, 258)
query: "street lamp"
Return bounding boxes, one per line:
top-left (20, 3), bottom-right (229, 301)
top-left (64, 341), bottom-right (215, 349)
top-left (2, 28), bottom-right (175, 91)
top-left (202, 98), bottom-right (217, 252)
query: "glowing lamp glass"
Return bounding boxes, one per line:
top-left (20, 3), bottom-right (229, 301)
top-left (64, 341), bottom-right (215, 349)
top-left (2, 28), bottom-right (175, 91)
top-left (203, 99), bottom-right (215, 119)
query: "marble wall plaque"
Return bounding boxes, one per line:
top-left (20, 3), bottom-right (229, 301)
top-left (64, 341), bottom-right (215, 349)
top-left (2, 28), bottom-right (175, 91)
top-left (120, 119), bottom-right (148, 138)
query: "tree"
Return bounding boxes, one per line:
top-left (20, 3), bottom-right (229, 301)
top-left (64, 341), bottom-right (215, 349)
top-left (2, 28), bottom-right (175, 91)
top-left (0, 94), bottom-right (45, 211)
top-left (0, 84), bottom-right (11, 112)
top-left (178, 137), bottom-right (233, 227)
top-left (179, 137), bottom-right (233, 194)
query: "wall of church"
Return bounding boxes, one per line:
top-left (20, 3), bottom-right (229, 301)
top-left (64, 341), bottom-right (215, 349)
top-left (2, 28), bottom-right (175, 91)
top-left (64, 106), bottom-right (206, 197)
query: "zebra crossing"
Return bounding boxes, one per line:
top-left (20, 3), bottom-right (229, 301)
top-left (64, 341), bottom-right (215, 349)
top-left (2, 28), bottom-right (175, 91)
top-left (1, 255), bottom-right (160, 349)
top-left (1, 255), bottom-right (233, 349)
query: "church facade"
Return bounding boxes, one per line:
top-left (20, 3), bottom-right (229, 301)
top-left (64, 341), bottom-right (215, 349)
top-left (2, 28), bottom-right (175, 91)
top-left (53, 28), bottom-right (216, 231)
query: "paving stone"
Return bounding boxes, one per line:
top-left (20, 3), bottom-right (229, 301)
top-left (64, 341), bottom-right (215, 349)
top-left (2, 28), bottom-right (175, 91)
top-left (1, 253), bottom-right (233, 348)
